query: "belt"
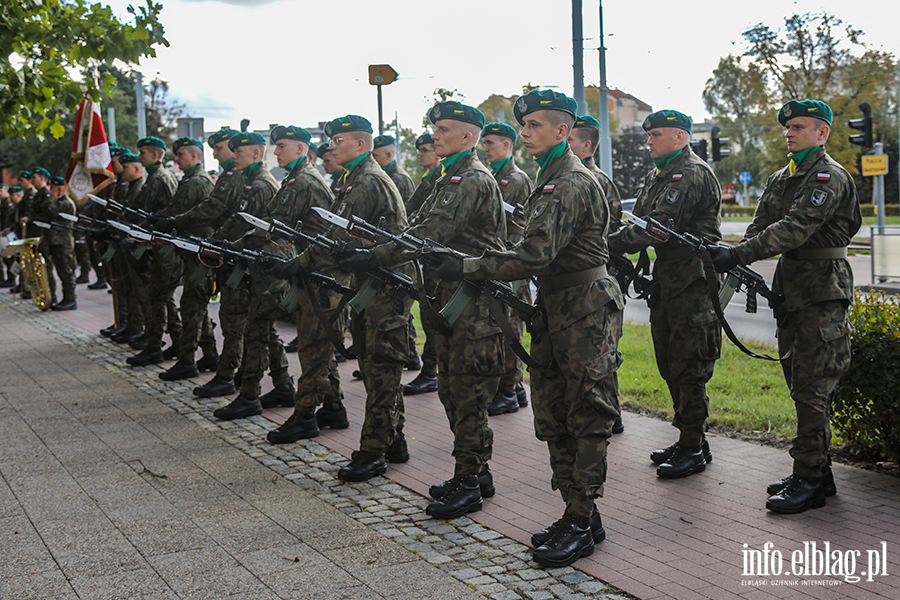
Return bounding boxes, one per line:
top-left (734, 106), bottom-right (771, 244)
top-left (537, 265), bottom-right (608, 291)
top-left (783, 247), bottom-right (847, 260)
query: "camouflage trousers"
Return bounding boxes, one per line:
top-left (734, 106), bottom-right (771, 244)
top-left (499, 280), bottom-right (532, 390)
top-left (239, 291), bottom-right (291, 399)
top-left (778, 299), bottom-right (851, 478)
top-left (178, 258), bottom-right (218, 362)
top-left (351, 297), bottom-right (411, 455)
top-left (650, 278), bottom-right (721, 447)
top-left (125, 246), bottom-right (152, 331)
top-left (145, 250), bottom-right (184, 349)
top-left (46, 244), bottom-right (76, 302)
top-left (294, 285), bottom-right (343, 413)
top-left (435, 295), bottom-right (504, 476)
top-left (216, 280), bottom-right (250, 380)
top-left (532, 299), bottom-right (623, 518)
top-left (38, 241), bottom-right (56, 297)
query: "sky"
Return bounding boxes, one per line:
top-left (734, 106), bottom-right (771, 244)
top-left (102, 0), bottom-right (899, 138)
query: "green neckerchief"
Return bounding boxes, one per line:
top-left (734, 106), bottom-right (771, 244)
top-left (382, 160), bottom-right (396, 173)
top-left (285, 155), bottom-right (306, 176)
top-left (220, 158), bottom-right (235, 171)
top-left (342, 152), bottom-right (370, 180)
top-left (534, 141), bottom-right (567, 181)
top-left (653, 147), bottom-right (685, 173)
top-left (182, 163), bottom-right (199, 178)
top-left (423, 165), bottom-right (440, 182)
top-left (440, 149), bottom-right (473, 176)
top-left (788, 146), bottom-right (821, 175)
top-left (490, 156), bottom-right (512, 176)
top-left (146, 162), bottom-right (160, 174)
top-left (242, 161), bottom-right (261, 180)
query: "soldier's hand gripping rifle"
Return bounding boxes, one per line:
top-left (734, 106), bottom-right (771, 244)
top-left (622, 210), bottom-right (784, 361)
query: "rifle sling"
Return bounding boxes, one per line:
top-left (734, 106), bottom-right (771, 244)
top-left (486, 294), bottom-right (552, 370)
top-left (412, 261), bottom-right (453, 334)
top-left (302, 277), bottom-right (357, 360)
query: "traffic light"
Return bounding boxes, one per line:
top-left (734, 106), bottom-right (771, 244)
top-left (690, 139), bottom-right (707, 162)
top-left (711, 125), bottom-right (730, 163)
top-left (848, 101), bottom-right (873, 148)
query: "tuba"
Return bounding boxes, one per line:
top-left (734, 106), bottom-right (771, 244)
top-left (8, 238), bottom-right (51, 311)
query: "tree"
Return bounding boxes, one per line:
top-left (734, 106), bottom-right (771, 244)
top-left (611, 127), bottom-right (653, 199)
top-left (0, 0), bottom-right (167, 139)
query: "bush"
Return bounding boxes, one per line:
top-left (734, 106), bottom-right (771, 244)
top-left (832, 289), bottom-right (900, 460)
top-left (721, 206), bottom-right (757, 217)
top-left (859, 204), bottom-right (900, 217)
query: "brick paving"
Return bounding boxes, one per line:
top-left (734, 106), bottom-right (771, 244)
top-left (3, 283), bottom-right (900, 599)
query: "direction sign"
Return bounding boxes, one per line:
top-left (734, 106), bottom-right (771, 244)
top-left (862, 155), bottom-right (889, 177)
top-left (368, 64), bottom-right (398, 86)
top-left (739, 171), bottom-right (751, 185)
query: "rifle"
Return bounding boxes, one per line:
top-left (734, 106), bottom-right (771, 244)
top-left (88, 194), bottom-right (152, 220)
top-left (31, 220), bottom-right (95, 236)
top-left (622, 210), bottom-right (783, 361)
top-left (311, 207), bottom-right (550, 369)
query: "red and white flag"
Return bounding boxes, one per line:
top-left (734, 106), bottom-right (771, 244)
top-left (65, 97), bottom-right (114, 203)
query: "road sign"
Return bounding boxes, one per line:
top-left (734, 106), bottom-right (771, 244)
top-left (368, 64), bottom-right (398, 86)
top-left (862, 155), bottom-right (889, 177)
top-left (739, 171), bottom-right (751, 184)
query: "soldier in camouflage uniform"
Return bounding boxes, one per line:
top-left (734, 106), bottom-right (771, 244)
top-left (608, 110), bottom-right (722, 479)
top-left (276, 115), bottom-right (412, 482)
top-left (481, 122), bottom-right (533, 416)
top-left (318, 143), bottom-right (344, 197)
top-left (42, 177), bottom-right (78, 310)
top-left (428, 90), bottom-right (622, 567)
top-left (342, 102), bottom-right (507, 519)
top-left (402, 133), bottom-right (444, 396)
top-left (125, 137), bottom-right (178, 366)
top-left (0, 184), bottom-right (15, 287)
top-left (29, 168), bottom-right (58, 304)
top-left (709, 100), bottom-right (859, 514)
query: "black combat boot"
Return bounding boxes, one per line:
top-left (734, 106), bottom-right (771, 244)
top-left (259, 382), bottom-right (295, 409)
top-left (193, 375), bottom-right (236, 398)
top-left (657, 444), bottom-right (706, 479)
top-left (283, 336), bottom-right (299, 353)
top-left (766, 476), bottom-right (826, 514)
top-left (385, 431), bottom-right (410, 463)
top-left (159, 359), bottom-right (200, 381)
top-left (126, 346), bottom-right (163, 367)
top-left (612, 414), bottom-right (624, 434)
top-left (129, 333), bottom-right (149, 350)
top-left (532, 507), bottom-right (606, 547)
top-left (50, 299), bottom-right (77, 311)
top-left (403, 371), bottom-right (437, 395)
top-left (487, 388), bottom-right (518, 416)
top-left (111, 327), bottom-right (141, 343)
top-left (533, 515), bottom-right (595, 567)
top-left (429, 464), bottom-right (495, 500)
top-left (338, 451), bottom-right (387, 482)
top-left (315, 402), bottom-right (350, 429)
top-left (515, 382), bottom-right (528, 407)
top-left (650, 437), bottom-right (712, 465)
top-left (213, 394), bottom-right (262, 421)
top-left (196, 353), bottom-right (218, 372)
top-left (162, 342), bottom-right (180, 360)
top-left (405, 348), bottom-right (422, 371)
top-left (768, 459), bottom-right (837, 497)
top-left (266, 411), bottom-right (319, 444)
top-left (425, 474), bottom-right (483, 519)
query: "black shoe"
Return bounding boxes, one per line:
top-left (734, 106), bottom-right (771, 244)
top-left (213, 394), bottom-right (262, 421)
top-left (488, 388), bottom-right (518, 416)
top-left (429, 465), bottom-right (495, 501)
top-left (315, 402), bottom-right (350, 430)
top-left (101, 323), bottom-right (126, 337)
top-left (532, 509), bottom-right (605, 547)
top-left (338, 450), bottom-right (387, 482)
top-left (0, 278), bottom-right (13, 289)
top-left (385, 432), bottom-right (410, 463)
top-left (75, 273), bottom-right (90, 284)
top-left (112, 327), bottom-right (141, 344)
top-left (159, 359), bottom-right (199, 381)
top-left (334, 351), bottom-right (346, 363)
top-left (426, 474), bottom-right (483, 519)
top-left (260, 383), bottom-right (295, 409)
top-left (533, 515), bottom-right (595, 568)
top-left (50, 296), bottom-right (58, 306)
top-left (50, 299), bottom-right (77, 311)
top-left (162, 343), bottom-right (179, 360)
top-left (612, 415), bottom-right (624, 434)
top-left (768, 468), bottom-right (837, 498)
top-left (766, 476), bottom-right (827, 514)
top-left (196, 354), bottom-right (218, 372)
top-left (126, 346), bottom-right (163, 367)
top-left (267, 410), bottom-right (319, 444)
top-left (87, 280), bottom-right (107, 290)
top-left (515, 382), bottom-right (528, 407)
top-left (128, 333), bottom-right (149, 350)
top-left (283, 336), bottom-right (299, 353)
top-left (651, 438), bottom-right (712, 465)
top-left (193, 375), bottom-right (236, 398)
top-left (21, 290), bottom-right (32, 299)
top-left (403, 371), bottom-right (437, 395)
top-left (657, 445), bottom-right (706, 479)
top-left (405, 349), bottom-right (422, 371)
top-left (352, 369), bottom-right (362, 380)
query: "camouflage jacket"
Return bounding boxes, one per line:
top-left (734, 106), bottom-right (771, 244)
top-left (406, 166), bottom-right (441, 217)
top-left (16, 187), bottom-right (37, 238)
top-left (213, 162), bottom-right (278, 243)
top-left (45, 194), bottom-right (76, 248)
top-left (608, 145), bottom-right (721, 301)
top-left (159, 165), bottom-right (214, 236)
top-left (583, 156), bottom-right (622, 231)
top-left (0, 196), bottom-right (15, 231)
top-left (495, 157), bottom-right (533, 243)
top-left (329, 171), bottom-right (343, 196)
top-left (173, 159), bottom-right (244, 238)
top-left (386, 161), bottom-right (415, 205)
top-left (132, 163), bottom-right (177, 222)
top-left (31, 186), bottom-right (52, 222)
top-left (735, 147), bottom-right (860, 312)
top-left (464, 146), bottom-right (621, 334)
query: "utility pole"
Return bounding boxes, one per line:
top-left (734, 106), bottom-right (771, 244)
top-left (597, 0), bottom-right (613, 175)
top-left (135, 72), bottom-right (146, 139)
top-left (572, 0), bottom-right (587, 116)
top-left (107, 107), bottom-right (116, 145)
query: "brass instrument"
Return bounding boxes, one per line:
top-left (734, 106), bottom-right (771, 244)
top-left (8, 238), bottom-right (51, 311)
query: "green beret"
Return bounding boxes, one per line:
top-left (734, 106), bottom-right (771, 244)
top-left (9, 186), bottom-right (22, 193)
top-left (110, 146), bottom-right (128, 157)
top-left (428, 101), bottom-right (485, 128)
top-left (119, 153), bottom-right (141, 165)
top-left (642, 110), bottom-right (692, 133)
top-left (228, 131), bottom-right (267, 151)
top-left (32, 167), bottom-right (51, 179)
top-left (270, 125), bottom-right (311, 144)
top-left (50, 176), bottom-right (66, 186)
top-left (778, 99), bottom-right (833, 126)
top-left (18, 171), bottom-right (32, 179)
top-left (482, 122), bottom-right (517, 142)
top-left (513, 90), bottom-right (577, 125)
top-left (0, 183), bottom-right (7, 190)
top-left (137, 136), bottom-right (166, 150)
top-left (316, 144), bottom-right (332, 159)
top-left (308, 142), bottom-right (318, 153)
top-left (373, 135), bottom-right (396, 149)
top-left (208, 128), bottom-right (239, 148)
top-left (323, 115), bottom-right (373, 137)
top-left (574, 115), bottom-right (600, 129)
top-left (108, 141), bottom-right (118, 149)
top-left (415, 133), bottom-right (434, 149)
top-left (173, 137), bottom-right (203, 153)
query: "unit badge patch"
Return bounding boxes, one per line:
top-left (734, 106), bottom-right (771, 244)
top-left (441, 193), bottom-right (456, 206)
top-left (810, 190), bottom-right (828, 206)
top-left (532, 202), bottom-right (548, 219)
top-left (665, 188), bottom-right (680, 204)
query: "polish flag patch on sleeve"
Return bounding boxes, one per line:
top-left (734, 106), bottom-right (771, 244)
top-left (500, 179), bottom-right (509, 186)
top-left (288, 179), bottom-right (296, 184)
top-left (671, 174), bottom-right (683, 181)
top-left (449, 176), bottom-right (462, 184)
top-left (542, 184), bottom-right (555, 193)
top-left (817, 173), bottom-right (831, 181)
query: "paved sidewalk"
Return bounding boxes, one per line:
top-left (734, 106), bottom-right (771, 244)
top-left (4, 285), bottom-right (900, 599)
